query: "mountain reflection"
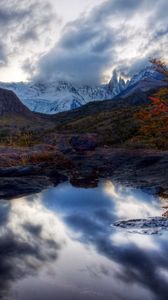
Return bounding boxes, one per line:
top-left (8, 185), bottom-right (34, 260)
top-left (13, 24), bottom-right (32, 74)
top-left (0, 181), bottom-right (168, 300)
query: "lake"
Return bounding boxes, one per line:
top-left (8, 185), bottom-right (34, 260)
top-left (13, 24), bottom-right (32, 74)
top-left (0, 180), bottom-right (168, 300)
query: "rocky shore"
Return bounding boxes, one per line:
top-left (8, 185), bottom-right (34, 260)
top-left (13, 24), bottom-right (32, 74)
top-left (0, 136), bottom-right (168, 199)
top-left (113, 217), bottom-right (168, 235)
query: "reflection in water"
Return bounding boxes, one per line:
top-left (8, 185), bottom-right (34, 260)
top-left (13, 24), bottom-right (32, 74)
top-left (0, 180), bottom-right (168, 300)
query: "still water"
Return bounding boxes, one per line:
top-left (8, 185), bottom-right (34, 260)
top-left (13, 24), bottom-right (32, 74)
top-left (0, 181), bottom-right (168, 300)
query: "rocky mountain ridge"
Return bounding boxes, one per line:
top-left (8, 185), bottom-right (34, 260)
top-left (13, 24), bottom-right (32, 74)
top-left (0, 64), bottom-right (166, 114)
top-left (0, 70), bottom-right (127, 114)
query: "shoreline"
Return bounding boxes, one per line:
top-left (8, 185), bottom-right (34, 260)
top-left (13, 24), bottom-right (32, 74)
top-left (0, 146), bottom-right (168, 200)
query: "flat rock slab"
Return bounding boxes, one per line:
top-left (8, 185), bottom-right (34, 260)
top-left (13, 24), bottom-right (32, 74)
top-left (113, 217), bottom-right (168, 234)
top-left (0, 177), bottom-right (52, 200)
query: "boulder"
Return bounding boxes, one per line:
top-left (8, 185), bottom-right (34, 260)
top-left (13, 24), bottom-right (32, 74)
top-left (70, 134), bottom-right (98, 152)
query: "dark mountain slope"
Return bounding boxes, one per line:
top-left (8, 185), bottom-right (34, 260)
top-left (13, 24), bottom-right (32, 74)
top-left (0, 88), bottom-right (54, 145)
top-left (51, 87), bottom-right (168, 148)
top-left (0, 88), bottom-right (33, 117)
top-left (51, 89), bottom-right (150, 128)
top-left (117, 78), bottom-right (167, 99)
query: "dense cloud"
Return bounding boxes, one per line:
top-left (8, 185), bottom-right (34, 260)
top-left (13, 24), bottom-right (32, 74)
top-left (0, 0), bottom-right (59, 77)
top-left (0, 43), bottom-right (7, 66)
top-left (0, 0), bottom-right (168, 83)
top-left (34, 0), bottom-right (168, 84)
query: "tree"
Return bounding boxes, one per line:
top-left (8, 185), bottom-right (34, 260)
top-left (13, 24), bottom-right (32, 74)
top-left (134, 58), bottom-right (168, 149)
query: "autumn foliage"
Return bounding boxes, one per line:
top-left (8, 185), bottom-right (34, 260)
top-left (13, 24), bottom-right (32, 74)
top-left (134, 59), bottom-right (168, 149)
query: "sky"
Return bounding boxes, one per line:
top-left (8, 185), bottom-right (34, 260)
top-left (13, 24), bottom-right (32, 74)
top-left (0, 0), bottom-right (168, 84)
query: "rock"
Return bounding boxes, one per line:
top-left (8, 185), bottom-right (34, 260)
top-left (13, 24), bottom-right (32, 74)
top-left (0, 164), bottom-right (70, 199)
top-left (70, 169), bottom-right (99, 188)
top-left (0, 177), bottom-right (52, 200)
top-left (44, 168), bottom-right (68, 185)
top-left (136, 156), bottom-right (162, 168)
top-left (0, 165), bottom-right (41, 177)
top-left (113, 217), bottom-right (168, 234)
top-left (70, 134), bottom-right (98, 152)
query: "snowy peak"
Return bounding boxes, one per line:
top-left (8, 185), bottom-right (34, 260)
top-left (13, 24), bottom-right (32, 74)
top-left (108, 70), bottom-right (127, 96)
top-left (0, 63), bottom-right (166, 115)
top-left (117, 63), bottom-right (167, 99)
top-left (0, 71), bottom-right (126, 114)
top-left (128, 64), bottom-right (165, 87)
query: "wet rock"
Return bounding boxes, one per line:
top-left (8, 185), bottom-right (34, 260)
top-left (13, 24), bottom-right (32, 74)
top-left (113, 217), bottom-right (168, 234)
top-left (136, 156), bottom-right (162, 169)
top-left (44, 168), bottom-right (68, 185)
top-left (0, 165), bottom-right (41, 177)
top-left (70, 169), bottom-right (99, 188)
top-left (0, 177), bottom-right (52, 200)
top-left (70, 134), bottom-right (98, 152)
top-left (0, 146), bottom-right (168, 198)
top-left (0, 165), bottom-right (68, 199)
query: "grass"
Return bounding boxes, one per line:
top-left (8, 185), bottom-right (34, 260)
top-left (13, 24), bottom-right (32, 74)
top-left (0, 93), bottom-right (168, 151)
top-left (54, 106), bottom-right (140, 146)
top-left (19, 151), bottom-right (56, 165)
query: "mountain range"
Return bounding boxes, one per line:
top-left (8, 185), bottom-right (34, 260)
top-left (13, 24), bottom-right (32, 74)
top-left (0, 64), bottom-right (166, 115)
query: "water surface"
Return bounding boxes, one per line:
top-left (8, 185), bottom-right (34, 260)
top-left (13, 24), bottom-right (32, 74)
top-left (0, 180), bottom-right (168, 300)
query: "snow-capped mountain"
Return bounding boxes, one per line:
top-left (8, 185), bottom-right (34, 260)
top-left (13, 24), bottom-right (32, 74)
top-left (117, 64), bottom-right (167, 99)
top-left (0, 64), bottom-right (166, 114)
top-left (0, 71), bottom-right (127, 114)
top-left (128, 64), bottom-right (165, 86)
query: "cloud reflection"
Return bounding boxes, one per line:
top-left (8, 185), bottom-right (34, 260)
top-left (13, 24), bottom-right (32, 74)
top-left (0, 195), bottom-right (67, 298)
top-left (0, 181), bottom-right (168, 300)
top-left (41, 181), bottom-right (168, 300)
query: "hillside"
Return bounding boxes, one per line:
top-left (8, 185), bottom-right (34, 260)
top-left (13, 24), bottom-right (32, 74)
top-left (0, 88), bottom-right (53, 145)
top-left (0, 88), bottom-right (33, 117)
top-left (0, 79), bottom-right (167, 150)
top-left (52, 90), bottom-right (150, 126)
top-left (51, 86), bottom-right (168, 149)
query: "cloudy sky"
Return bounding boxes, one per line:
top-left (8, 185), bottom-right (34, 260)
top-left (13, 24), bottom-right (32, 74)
top-left (0, 0), bottom-right (168, 84)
